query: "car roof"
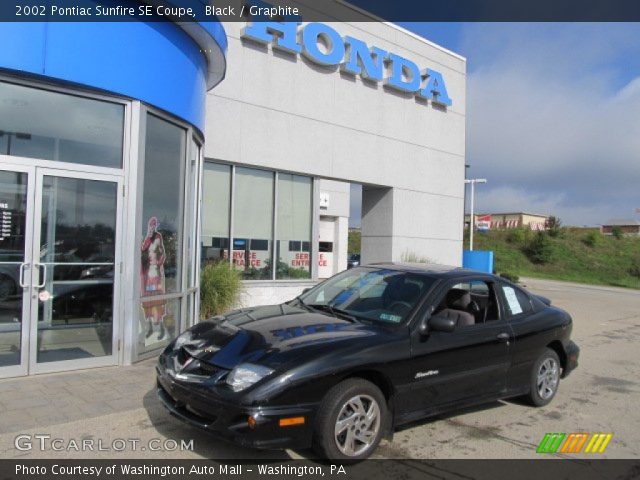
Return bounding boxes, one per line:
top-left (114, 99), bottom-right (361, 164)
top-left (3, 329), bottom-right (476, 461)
top-left (363, 262), bottom-right (493, 279)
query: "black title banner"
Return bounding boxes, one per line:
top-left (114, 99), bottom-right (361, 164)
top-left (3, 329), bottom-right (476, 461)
top-left (3, 0), bottom-right (640, 22)
top-left (2, 459), bottom-right (640, 480)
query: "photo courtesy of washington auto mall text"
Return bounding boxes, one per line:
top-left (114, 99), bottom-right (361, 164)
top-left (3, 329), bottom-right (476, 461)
top-left (13, 462), bottom-right (347, 478)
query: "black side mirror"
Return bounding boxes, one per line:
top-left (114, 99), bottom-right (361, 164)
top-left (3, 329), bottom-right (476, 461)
top-left (418, 315), bottom-right (429, 336)
top-left (418, 306), bottom-right (435, 336)
top-left (429, 314), bottom-right (456, 333)
top-left (302, 287), bottom-right (312, 294)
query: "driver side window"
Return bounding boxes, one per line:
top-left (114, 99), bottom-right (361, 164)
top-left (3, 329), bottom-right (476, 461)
top-left (434, 279), bottom-right (500, 329)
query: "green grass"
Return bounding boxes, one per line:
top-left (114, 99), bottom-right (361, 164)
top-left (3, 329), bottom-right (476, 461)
top-left (471, 228), bottom-right (640, 289)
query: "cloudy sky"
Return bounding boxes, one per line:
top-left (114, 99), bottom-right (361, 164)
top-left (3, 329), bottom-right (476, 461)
top-left (351, 23), bottom-right (640, 227)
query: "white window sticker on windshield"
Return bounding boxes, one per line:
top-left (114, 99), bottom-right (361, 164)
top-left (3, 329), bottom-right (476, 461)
top-left (380, 313), bottom-right (403, 323)
top-left (503, 286), bottom-right (523, 315)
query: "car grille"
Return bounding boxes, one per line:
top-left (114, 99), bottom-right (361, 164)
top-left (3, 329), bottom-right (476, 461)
top-left (173, 347), bottom-right (227, 383)
top-left (176, 346), bottom-right (190, 365)
top-left (191, 361), bottom-right (220, 376)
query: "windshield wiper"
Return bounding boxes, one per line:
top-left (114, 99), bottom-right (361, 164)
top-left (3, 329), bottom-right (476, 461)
top-left (306, 304), bottom-right (358, 323)
top-left (290, 296), bottom-right (314, 311)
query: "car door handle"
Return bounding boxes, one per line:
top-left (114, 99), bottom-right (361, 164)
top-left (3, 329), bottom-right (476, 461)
top-left (497, 332), bottom-right (510, 342)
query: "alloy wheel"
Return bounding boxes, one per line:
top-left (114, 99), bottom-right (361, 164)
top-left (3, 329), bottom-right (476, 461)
top-left (334, 394), bottom-right (381, 457)
top-left (537, 358), bottom-right (559, 400)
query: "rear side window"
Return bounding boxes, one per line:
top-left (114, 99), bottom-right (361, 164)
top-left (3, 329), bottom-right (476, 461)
top-left (500, 284), bottom-right (533, 317)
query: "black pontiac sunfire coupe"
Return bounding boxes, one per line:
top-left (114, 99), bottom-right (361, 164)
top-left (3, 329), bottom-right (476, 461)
top-left (157, 264), bottom-right (579, 460)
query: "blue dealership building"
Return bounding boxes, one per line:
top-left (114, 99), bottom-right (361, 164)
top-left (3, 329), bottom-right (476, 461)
top-left (0, 5), bottom-right (467, 378)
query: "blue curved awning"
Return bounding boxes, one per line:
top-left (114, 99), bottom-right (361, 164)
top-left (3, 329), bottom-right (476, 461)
top-left (0, 0), bottom-right (227, 131)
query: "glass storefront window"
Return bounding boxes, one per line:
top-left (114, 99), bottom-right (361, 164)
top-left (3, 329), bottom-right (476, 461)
top-left (201, 163), bottom-right (231, 264)
top-left (0, 81), bottom-right (124, 168)
top-left (233, 167), bottom-right (274, 279)
top-left (139, 296), bottom-right (181, 350)
top-left (200, 162), bottom-right (315, 282)
top-left (276, 174), bottom-right (312, 279)
top-left (138, 114), bottom-right (185, 353)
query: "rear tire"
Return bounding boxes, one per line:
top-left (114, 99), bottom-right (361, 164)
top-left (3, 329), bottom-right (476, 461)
top-left (312, 379), bottom-right (387, 460)
top-left (526, 348), bottom-right (561, 407)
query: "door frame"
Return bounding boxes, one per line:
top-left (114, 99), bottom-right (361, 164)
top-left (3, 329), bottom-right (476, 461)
top-left (0, 162), bottom-right (36, 379)
top-left (0, 155), bottom-right (125, 377)
top-left (28, 167), bottom-right (124, 375)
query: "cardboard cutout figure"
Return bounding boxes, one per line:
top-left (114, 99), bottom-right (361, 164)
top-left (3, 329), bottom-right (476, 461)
top-left (140, 216), bottom-right (167, 340)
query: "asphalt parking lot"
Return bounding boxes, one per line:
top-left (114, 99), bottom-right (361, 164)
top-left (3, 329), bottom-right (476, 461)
top-left (1, 277), bottom-right (638, 460)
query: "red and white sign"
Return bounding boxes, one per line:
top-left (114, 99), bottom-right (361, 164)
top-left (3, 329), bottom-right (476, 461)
top-left (223, 250), bottom-right (266, 268)
top-left (291, 252), bottom-right (310, 268)
top-left (475, 214), bottom-right (492, 231)
top-left (318, 252), bottom-right (334, 278)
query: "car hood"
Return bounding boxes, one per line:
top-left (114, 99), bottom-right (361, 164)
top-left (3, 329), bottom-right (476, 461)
top-left (179, 304), bottom-right (383, 370)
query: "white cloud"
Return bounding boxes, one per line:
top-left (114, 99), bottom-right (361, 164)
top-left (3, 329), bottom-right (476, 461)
top-left (461, 23), bottom-right (640, 225)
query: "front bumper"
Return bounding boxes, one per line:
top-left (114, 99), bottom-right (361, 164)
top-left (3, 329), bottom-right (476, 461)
top-left (156, 365), bottom-right (318, 450)
top-left (562, 340), bottom-right (580, 378)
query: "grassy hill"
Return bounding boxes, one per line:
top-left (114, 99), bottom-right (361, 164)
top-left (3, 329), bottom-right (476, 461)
top-left (472, 228), bottom-right (640, 289)
top-left (347, 227), bottom-right (639, 289)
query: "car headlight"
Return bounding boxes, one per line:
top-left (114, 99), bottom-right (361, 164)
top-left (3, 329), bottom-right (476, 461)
top-left (173, 330), bottom-right (192, 349)
top-left (226, 363), bottom-right (274, 392)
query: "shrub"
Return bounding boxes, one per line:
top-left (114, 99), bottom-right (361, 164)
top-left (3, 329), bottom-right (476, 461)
top-left (348, 230), bottom-right (361, 255)
top-left (611, 226), bottom-right (623, 239)
top-left (546, 216), bottom-right (563, 237)
top-left (499, 271), bottom-right (519, 283)
top-left (629, 256), bottom-right (640, 279)
top-left (401, 250), bottom-right (434, 264)
top-left (507, 227), bottom-right (527, 244)
top-left (526, 231), bottom-right (554, 264)
top-left (273, 259), bottom-right (311, 279)
top-left (200, 261), bottom-right (242, 319)
top-left (583, 230), bottom-right (603, 248)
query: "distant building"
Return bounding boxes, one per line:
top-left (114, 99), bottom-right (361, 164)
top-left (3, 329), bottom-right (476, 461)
top-left (464, 212), bottom-right (549, 231)
top-left (601, 220), bottom-right (640, 236)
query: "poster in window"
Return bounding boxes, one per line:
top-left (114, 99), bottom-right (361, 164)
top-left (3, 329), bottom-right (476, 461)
top-left (140, 216), bottom-right (167, 342)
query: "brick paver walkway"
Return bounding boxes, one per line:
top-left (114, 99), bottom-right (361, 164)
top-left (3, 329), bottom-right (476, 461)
top-left (0, 358), bottom-right (157, 434)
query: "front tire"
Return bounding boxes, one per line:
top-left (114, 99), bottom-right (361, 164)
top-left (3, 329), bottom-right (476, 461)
top-left (313, 379), bottom-right (387, 460)
top-left (526, 348), bottom-right (561, 407)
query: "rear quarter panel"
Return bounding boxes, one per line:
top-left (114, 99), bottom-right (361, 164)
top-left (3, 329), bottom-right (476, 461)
top-left (508, 306), bottom-right (572, 393)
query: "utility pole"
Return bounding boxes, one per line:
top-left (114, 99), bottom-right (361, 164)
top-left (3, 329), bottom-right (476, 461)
top-left (465, 178), bottom-right (487, 251)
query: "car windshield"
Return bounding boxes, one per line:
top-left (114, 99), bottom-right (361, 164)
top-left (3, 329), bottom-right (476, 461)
top-left (298, 267), bottom-right (435, 324)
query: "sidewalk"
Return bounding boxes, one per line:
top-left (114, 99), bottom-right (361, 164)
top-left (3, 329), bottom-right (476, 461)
top-left (0, 358), bottom-right (157, 435)
top-left (0, 358), bottom-right (291, 459)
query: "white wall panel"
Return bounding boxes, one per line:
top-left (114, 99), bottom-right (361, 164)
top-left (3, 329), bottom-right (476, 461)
top-left (205, 20), bottom-right (466, 267)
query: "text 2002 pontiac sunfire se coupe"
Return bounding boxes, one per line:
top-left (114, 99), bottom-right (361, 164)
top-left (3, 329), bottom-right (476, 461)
top-left (157, 264), bottom-right (579, 460)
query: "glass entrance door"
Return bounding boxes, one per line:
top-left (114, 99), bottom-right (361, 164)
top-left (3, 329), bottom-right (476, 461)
top-left (0, 165), bottom-right (35, 378)
top-left (0, 163), bottom-right (121, 378)
top-left (29, 170), bottom-right (121, 374)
